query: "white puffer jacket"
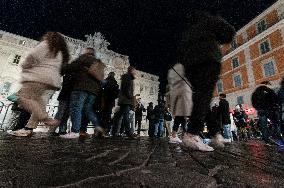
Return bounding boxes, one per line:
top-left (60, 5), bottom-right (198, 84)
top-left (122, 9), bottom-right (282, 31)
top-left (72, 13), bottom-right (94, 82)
top-left (21, 41), bottom-right (63, 90)
top-left (168, 63), bottom-right (193, 117)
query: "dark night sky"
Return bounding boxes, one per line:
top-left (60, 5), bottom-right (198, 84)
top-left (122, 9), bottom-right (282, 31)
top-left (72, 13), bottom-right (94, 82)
top-left (0, 0), bottom-right (277, 92)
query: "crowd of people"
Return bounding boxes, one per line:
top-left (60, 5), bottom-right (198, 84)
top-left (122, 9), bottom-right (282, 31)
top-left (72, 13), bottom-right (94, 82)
top-left (6, 32), bottom-right (139, 139)
top-left (6, 12), bottom-right (284, 152)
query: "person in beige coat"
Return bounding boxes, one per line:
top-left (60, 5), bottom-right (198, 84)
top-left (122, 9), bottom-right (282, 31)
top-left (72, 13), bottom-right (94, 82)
top-left (168, 63), bottom-right (193, 144)
top-left (9, 32), bottom-right (70, 137)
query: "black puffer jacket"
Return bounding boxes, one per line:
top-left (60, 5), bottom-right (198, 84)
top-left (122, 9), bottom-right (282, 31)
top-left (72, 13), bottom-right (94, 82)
top-left (219, 99), bottom-right (231, 125)
top-left (251, 85), bottom-right (278, 111)
top-left (118, 73), bottom-right (134, 106)
top-left (179, 12), bottom-right (236, 89)
top-left (70, 55), bottom-right (102, 96)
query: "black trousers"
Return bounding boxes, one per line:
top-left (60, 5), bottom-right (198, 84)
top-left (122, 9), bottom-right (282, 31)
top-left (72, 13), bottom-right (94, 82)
top-left (173, 116), bottom-right (187, 132)
top-left (135, 116), bottom-right (142, 135)
top-left (13, 109), bottom-right (31, 131)
top-left (186, 61), bottom-right (221, 135)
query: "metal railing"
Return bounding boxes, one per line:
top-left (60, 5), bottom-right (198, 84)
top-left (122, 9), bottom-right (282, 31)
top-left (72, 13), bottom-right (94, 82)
top-left (0, 102), bottom-right (59, 131)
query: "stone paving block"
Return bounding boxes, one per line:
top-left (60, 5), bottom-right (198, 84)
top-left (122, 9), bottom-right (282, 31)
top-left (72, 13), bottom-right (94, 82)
top-left (0, 133), bottom-right (284, 187)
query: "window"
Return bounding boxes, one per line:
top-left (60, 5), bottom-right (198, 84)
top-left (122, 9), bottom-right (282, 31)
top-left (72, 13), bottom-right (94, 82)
top-left (233, 74), bottom-right (242, 87)
top-left (257, 20), bottom-right (267, 33)
top-left (232, 57), bottom-right (239, 69)
top-left (1, 82), bottom-right (11, 94)
top-left (12, 55), bottom-right (21, 65)
top-left (216, 80), bottom-right (223, 93)
top-left (19, 40), bottom-right (26, 45)
top-left (259, 40), bottom-right (271, 54)
top-left (237, 96), bottom-right (244, 105)
top-left (231, 39), bottom-right (237, 49)
top-left (263, 61), bottom-right (276, 77)
top-left (150, 87), bottom-right (154, 95)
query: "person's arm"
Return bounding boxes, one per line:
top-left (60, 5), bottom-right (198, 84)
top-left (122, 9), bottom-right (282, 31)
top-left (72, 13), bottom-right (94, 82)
top-left (21, 41), bottom-right (48, 69)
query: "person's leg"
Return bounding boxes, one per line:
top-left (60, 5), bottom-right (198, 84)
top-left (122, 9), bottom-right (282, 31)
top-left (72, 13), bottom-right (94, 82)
top-left (223, 124), bottom-right (231, 139)
top-left (14, 109), bottom-right (31, 130)
top-left (84, 94), bottom-right (100, 128)
top-left (69, 91), bottom-right (87, 133)
top-left (137, 116), bottom-right (142, 135)
top-left (18, 83), bottom-right (50, 129)
top-left (55, 101), bottom-right (70, 134)
top-left (258, 110), bottom-right (269, 143)
top-left (182, 63), bottom-right (220, 151)
top-left (129, 110), bottom-right (135, 134)
top-left (121, 105), bottom-right (131, 136)
top-left (154, 121), bottom-right (159, 137)
top-left (80, 113), bottom-right (89, 133)
top-left (172, 116), bottom-right (183, 137)
top-left (158, 120), bottom-right (164, 137)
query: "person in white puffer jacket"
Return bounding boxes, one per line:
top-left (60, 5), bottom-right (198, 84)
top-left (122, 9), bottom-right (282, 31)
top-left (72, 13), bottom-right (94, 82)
top-left (9, 32), bottom-right (70, 137)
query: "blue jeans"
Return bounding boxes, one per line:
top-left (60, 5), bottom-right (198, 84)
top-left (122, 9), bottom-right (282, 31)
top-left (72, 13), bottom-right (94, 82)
top-left (223, 124), bottom-right (231, 139)
top-left (55, 100), bottom-right (69, 134)
top-left (69, 91), bottom-right (99, 133)
top-left (154, 119), bottom-right (164, 137)
top-left (119, 105), bottom-right (131, 135)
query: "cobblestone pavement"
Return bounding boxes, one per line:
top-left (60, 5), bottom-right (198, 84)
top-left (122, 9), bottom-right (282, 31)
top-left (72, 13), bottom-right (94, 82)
top-left (1, 132), bottom-right (284, 188)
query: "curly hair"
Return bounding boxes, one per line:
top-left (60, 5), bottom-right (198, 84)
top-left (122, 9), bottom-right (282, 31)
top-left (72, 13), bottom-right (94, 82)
top-left (41, 32), bottom-right (70, 64)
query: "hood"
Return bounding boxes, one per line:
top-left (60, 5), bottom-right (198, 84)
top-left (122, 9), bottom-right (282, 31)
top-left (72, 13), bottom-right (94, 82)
top-left (168, 63), bottom-right (186, 85)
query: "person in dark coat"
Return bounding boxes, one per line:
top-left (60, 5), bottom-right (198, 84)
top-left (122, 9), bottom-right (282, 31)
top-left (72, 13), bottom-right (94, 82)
top-left (179, 11), bottom-right (236, 151)
top-left (49, 48), bottom-right (94, 136)
top-left (146, 102), bottom-right (155, 137)
top-left (60, 51), bottom-right (106, 139)
top-left (117, 66), bottom-right (137, 139)
top-left (206, 103), bottom-right (221, 138)
top-left (251, 81), bottom-right (281, 144)
top-left (153, 101), bottom-right (166, 138)
top-left (135, 98), bottom-right (146, 136)
top-left (101, 72), bottom-right (119, 134)
top-left (218, 93), bottom-right (231, 140)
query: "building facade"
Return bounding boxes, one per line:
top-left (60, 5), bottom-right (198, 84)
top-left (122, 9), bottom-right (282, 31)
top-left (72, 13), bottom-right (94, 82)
top-left (0, 30), bottom-right (159, 107)
top-left (212, 0), bottom-right (284, 112)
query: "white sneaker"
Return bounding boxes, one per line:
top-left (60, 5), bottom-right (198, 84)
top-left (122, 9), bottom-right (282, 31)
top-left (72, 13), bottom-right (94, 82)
top-left (60, 132), bottom-right (80, 139)
top-left (169, 136), bottom-right (183, 144)
top-left (7, 128), bottom-right (33, 137)
top-left (211, 134), bottom-right (230, 148)
top-left (182, 133), bottom-right (214, 152)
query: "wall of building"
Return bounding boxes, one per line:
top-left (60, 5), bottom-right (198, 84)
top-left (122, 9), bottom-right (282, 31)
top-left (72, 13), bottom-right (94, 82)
top-left (213, 1), bottom-right (284, 110)
top-left (0, 30), bottom-right (159, 128)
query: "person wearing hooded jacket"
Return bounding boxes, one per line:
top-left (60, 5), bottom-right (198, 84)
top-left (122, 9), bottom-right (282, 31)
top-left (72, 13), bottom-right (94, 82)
top-left (167, 63), bottom-right (192, 144)
top-left (251, 81), bottom-right (281, 144)
top-left (8, 32), bottom-right (70, 137)
top-left (178, 11), bottom-right (236, 151)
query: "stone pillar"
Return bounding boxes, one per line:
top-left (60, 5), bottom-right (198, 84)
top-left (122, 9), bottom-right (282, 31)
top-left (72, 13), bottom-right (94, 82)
top-left (244, 47), bottom-right (255, 88)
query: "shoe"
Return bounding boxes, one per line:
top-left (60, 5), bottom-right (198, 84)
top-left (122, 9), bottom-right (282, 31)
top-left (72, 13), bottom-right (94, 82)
top-left (93, 126), bottom-right (107, 138)
top-left (7, 128), bottom-right (33, 137)
top-left (210, 134), bottom-right (228, 148)
top-left (60, 132), bottom-right (80, 139)
top-left (79, 131), bottom-right (89, 137)
top-left (127, 134), bottom-right (137, 140)
top-left (49, 132), bottom-right (60, 136)
top-left (44, 118), bottom-right (61, 127)
top-left (169, 136), bottom-right (182, 144)
top-left (182, 133), bottom-right (214, 152)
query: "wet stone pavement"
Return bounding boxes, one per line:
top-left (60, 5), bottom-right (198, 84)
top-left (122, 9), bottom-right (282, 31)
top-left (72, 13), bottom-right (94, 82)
top-left (1, 133), bottom-right (284, 188)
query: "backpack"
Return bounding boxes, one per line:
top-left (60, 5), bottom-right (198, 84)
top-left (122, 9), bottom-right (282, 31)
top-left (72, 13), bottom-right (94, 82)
top-left (164, 112), bottom-right (173, 121)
